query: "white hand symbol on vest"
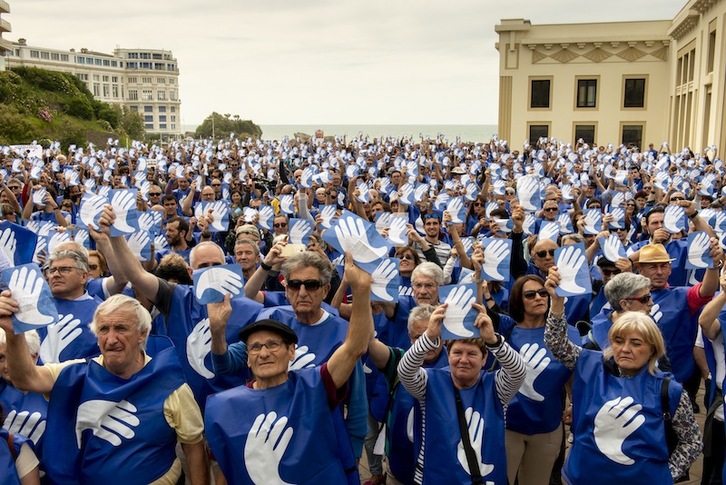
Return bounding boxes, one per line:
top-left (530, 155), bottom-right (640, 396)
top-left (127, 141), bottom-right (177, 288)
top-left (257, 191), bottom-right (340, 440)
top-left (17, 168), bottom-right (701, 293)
top-left (593, 396), bottom-right (645, 465)
top-left (650, 304), bottom-right (663, 324)
top-left (289, 345), bottom-right (316, 371)
top-left (40, 314), bottom-right (83, 364)
top-left (4, 410), bottom-right (46, 445)
top-left (76, 399), bottom-right (139, 448)
top-left (245, 412), bottom-right (294, 485)
top-left (186, 319), bottom-right (214, 379)
top-left (406, 408), bottom-right (414, 443)
top-left (456, 407), bottom-right (495, 479)
top-left (518, 343), bottom-right (550, 402)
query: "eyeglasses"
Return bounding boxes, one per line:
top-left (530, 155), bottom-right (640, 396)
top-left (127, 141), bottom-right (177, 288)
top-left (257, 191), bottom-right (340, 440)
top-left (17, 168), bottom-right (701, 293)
top-left (274, 222), bottom-right (288, 228)
top-left (149, 192), bottom-right (162, 196)
top-left (46, 266), bottom-right (81, 276)
top-left (670, 197), bottom-right (685, 202)
top-left (286, 279), bottom-right (323, 291)
top-left (88, 264), bottom-right (99, 271)
top-left (7, 186), bottom-right (20, 190)
top-left (544, 207), bottom-right (558, 213)
top-left (401, 254), bottom-right (415, 260)
top-left (473, 202), bottom-right (483, 207)
top-left (600, 268), bottom-right (621, 277)
top-left (535, 249), bottom-right (556, 258)
top-left (523, 289), bottom-right (549, 300)
top-left (211, 184), bottom-right (221, 187)
top-left (624, 294), bottom-right (652, 304)
top-left (248, 339), bottom-right (285, 355)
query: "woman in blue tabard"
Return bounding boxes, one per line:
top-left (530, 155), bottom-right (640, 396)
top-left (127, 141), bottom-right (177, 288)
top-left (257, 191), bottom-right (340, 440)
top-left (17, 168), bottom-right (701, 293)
top-left (544, 266), bottom-right (702, 484)
top-left (498, 275), bottom-right (578, 485)
top-left (397, 301), bottom-right (526, 485)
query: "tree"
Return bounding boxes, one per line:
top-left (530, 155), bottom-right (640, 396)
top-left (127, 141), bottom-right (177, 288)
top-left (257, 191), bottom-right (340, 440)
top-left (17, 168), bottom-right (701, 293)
top-left (118, 108), bottom-right (146, 141)
top-left (195, 112), bottom-right (262, 139)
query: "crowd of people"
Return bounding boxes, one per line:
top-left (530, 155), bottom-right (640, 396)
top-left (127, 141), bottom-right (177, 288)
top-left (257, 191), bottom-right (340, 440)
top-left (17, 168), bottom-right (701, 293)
top-left (0, 133), bottom-right (724, 484)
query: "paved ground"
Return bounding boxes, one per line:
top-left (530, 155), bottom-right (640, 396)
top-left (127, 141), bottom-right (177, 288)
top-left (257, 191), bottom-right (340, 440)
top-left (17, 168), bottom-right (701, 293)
top-left (359, 383), bottom-right (710, 484)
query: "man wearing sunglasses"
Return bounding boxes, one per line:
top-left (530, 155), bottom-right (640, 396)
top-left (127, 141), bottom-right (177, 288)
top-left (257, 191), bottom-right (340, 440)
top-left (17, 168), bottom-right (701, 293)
top-left (205, 255), bottom-right (373, 484)
top-left (212, 251), bottom-right (368, 474)
top-left (632, 243), bottom-right (722, 409)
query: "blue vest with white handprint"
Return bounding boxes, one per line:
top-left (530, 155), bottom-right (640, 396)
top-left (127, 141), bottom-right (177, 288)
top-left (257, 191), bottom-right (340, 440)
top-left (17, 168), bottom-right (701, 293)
top-left (651, 286), bottom-right (697, 383)
top-left (365, 312), bottom-right (394, 422)
top-left (0, 380), bottom-right (48, 456)
top-left (387, 349), bottom-right (448, 485)
top-left (415, 369), bottom-right (507, 485)
top-left (205, 367), bottom-right (348, 485)
top-left (42, 348), bottom-right (184, 485)
top-left (0, 428), bottom-right (22, 485)
top-left (37, 295), bottom-right (102, 363)
top-left (166, 283), bottom-right (261, 407)
top-left (503, 323), bottom-right (576, 434)
top-left (255, 305), bottom-right (362, 479)
top-left (565, 349), bottom-right (680, 485)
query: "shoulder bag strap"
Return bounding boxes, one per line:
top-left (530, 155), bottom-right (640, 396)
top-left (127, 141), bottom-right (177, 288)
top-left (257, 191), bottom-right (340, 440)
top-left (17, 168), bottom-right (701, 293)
top-left (454, 386), bottom-right (484, 485)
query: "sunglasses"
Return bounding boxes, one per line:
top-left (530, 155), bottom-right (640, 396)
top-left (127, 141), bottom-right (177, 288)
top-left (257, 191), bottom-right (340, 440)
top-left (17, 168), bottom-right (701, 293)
top-left (544, 208), bottom-right (558, 213)
top-left (523, 289), bottom-right (549, 300)
top-left (149, 192), bottom-right (162, 196)
top-left (624, 294), bottom-right (652, 304)
top-left (211, 184), bottom-right (221, 187)
top-left (535, 249), bottom-right (556, 258)
top-left (274, 223), bottom-right (288, 228)
top-left (286, 279), bottom-right (323, 291)
top-left (473, 202), bottom-right (483, 207)
top-left (423, 214), bottom-right (440, 221)
top-left (401, 254), bottom-right (415, 260)
top-left (670, 197), bottom-right (685, 202)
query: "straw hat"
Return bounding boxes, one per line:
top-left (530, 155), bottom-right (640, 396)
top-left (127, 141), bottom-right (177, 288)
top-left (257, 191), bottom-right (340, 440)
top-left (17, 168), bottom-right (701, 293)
top-left (637, 244), bottom-right (675, 264)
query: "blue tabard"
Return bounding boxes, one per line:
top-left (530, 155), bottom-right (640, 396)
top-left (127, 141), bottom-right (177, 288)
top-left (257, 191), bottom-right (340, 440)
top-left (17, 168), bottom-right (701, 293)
top-left (42, 347), bottom-right (185, 485)
top-left (504, 325), bottom-right (577, 434)
top-left (37, 295), bottom-right (102, 363)
top-left (414, 369), bottom-right (507, 485)
top-left (205, 368), bottom-right (348, 485)
top-left (165, 284), bottom-right (261, 406)
top-left (386, 349), bottom-right (448, 485)
top-left (387, 296), bottom-right (416, 351)
top-left (590, 285), bottom-right (608, 316)
top-left (365, 312), bottom-right (394, 422)
top-left (588, 309), bottom-right (613, 350)
top-left (564, 349), bottom-right (680, 485)
top-left (0, 428), bottom-right (22, 485)
top-left (0, 380), bottom-right (48, 455)
top-left (651, 286), bottom-right (697, 383)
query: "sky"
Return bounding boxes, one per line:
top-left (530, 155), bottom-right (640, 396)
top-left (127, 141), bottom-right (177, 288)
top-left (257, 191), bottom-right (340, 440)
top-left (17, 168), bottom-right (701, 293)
top-left (8, 0), bottom-right (686, 126)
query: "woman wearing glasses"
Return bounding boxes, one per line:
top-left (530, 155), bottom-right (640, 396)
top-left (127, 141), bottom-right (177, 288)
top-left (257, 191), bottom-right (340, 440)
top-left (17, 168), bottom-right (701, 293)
top-left (545, 268), bottom-right (701, 484)
top-left (497, 275), bottom-right (579, 485)
top-left (465, 195), bottom-right (488, 236)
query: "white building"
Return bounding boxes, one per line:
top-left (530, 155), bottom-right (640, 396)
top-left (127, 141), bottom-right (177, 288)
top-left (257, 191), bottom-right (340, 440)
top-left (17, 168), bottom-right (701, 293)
top-left (495, 0), bottom-right (726, 152)
top-left (0, 0), bottom-right (11, 70)
top-left (5, 39), bottom-right (182, 135)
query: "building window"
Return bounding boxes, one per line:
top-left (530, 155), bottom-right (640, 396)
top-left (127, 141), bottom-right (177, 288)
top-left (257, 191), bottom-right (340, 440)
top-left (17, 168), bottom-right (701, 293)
top-left (111, 61), bottom-right (117, 67)
top-left (154, 63), bottom-right (164, 70)
top-left (128, 77), bottom-right (137, 84)
top-left (167, 64), bottom-right (176, 71)
top-left (623, 78), bottom-right (646, 108)
top-left (144, 106), bottom-right (153, 113)
top-left (112, 76), bottom-right (118, 83)
top-left (127, 62), bottom-right (138, 69)
top-left (159, 115), bottom-right (167, 122)
top-left (112, 85), bottom-right (119, 98)
top-left (128, 52), bottom-right (139, 59)
top-left (93, 75), bottom-right (100, 81)
top-left (171, 107), bottom-right (176, 113)
top-left (144, 115), bottom-right (154, 122)
top-left (103, 59), bottom-right (110, 66)
top-left (93, 84), bottom-right (100, 97)
top-left (530, 79), bottom-right (551, 108)
top-left (171, 115), bottom-right (176, 122)
top-left (576, 79), bottom-right (597, 108)
top-left (76, 73), bottom-right (89, 81)
top-left (170, 91), bottom-right (177, 101)
top-left (171, 124), bottom-right (176, 130)
top-left (102, 85), bottom-right (110, 97)
top-left (169, 79), bottom-right (176, 85)
top-left (128, 90), bottom-right (138, 101)
top-left (145, 123), bottom-right (154, 130)
top-left (142, 90), bottom-right (153, 101)
top-left (574, 125), bottom-right (596, 145)
top-left (157, 77), bottom-right (166, 84)
top-left (41, 51), bottom-right (50, 59)
top-left (140, 52), bottom-right (150, 59)
top-left (102, 76), bottom-right (109, 82)
top-left (529, 124), bottom-right (549, 141)
top-left (142, 77), bottom-right (152, 84)
top-left (158, 90), bottom-right (166, 101)
top-left (51, 52), bottom-right (60, 61)
top-left (621, 124), bottom-right (643, 148)
top-left (159, 124), bottom-right (167, 130)
top-left (30, 50), bottom-right (40, 58)
top-left (153, 53), bottom-right (162, 60)
top-left (61, 54), bottom-right (69, 62)
top-left (141, 62), bottom-right (152, 69)
top-left (95, 59), bottom-right (102, 66)
top-left (129, 106), bottom-right (138, 112)
top-left (707, 29), bottom-right (716, 73)
top-left (158, 106), bottom-right (166, 113)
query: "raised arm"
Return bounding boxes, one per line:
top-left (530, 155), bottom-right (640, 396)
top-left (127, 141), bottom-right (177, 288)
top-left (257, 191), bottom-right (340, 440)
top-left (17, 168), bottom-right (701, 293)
top-left (244, 239), bottom-right (287, 303)
top-left (699, 273), bottom-right (726, 340)
top-left (543, 266), bottom-right (580, 369)
top-left (327, 253), bottom-right (374, 389)
top-left (0, 292), bottom-right (55, 394)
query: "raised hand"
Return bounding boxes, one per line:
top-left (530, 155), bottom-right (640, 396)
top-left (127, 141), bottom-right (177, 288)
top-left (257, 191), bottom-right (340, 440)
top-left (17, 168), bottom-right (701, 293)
top-left (195, 267), bottom-right (244, 300)
top-left (557, 245), bottom-right (587, 294)
top-left (333, 216), bottom-right (388, 264)
top-left (482, 239), bottom-right (509, 280)
top-left (110, 190), bottom-right (137, 234)
top-left (443, 285), bottom-right (476, 338)
top-left (39, 313), bottom-right (83, 363)
top-left (8, 266), bottom-right (55, 326)
top-left (289, 345), bottom-right (316, 371)
top-left (126, 231), bottom-right (151, 261)
top-left (244, 412), bottom-right (295, 485)
top-left (288, 219), bottom-right (312, 245)
top-left (0, 227), bottom-right (16, 263)
top-left (75, 399), bottom-right (139, 447)
top-left (4, 410), bottom-right (46, 445)
top-left (371, 259), bottom-right (398, 302)
top-left (687, 231), bottom-right (711, 268)
top-left (186, 318), bottom-right (214, 379)
top-left (593, 396), bottom-right (645, 465)
top-left (517, 343), bottom-right (550, 401)
top-left (456, 407), bottom-right (495, 478)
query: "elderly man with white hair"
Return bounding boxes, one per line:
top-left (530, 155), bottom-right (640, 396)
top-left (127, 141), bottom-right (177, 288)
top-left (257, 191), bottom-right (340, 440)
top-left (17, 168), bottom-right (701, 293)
top-left (0, 294), bottom-right (209, 485)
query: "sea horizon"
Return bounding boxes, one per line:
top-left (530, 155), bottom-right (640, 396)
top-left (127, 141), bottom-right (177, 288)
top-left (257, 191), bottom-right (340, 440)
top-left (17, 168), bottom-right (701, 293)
top-left (183, 124), bottom-right (499, 143)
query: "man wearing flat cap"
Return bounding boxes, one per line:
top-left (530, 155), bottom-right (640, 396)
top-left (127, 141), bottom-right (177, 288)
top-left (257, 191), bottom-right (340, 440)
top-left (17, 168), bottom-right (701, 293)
top-left (204, 254), bottom-right (373, 484)
top-left (632, 243), bottom-right (723, 399)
